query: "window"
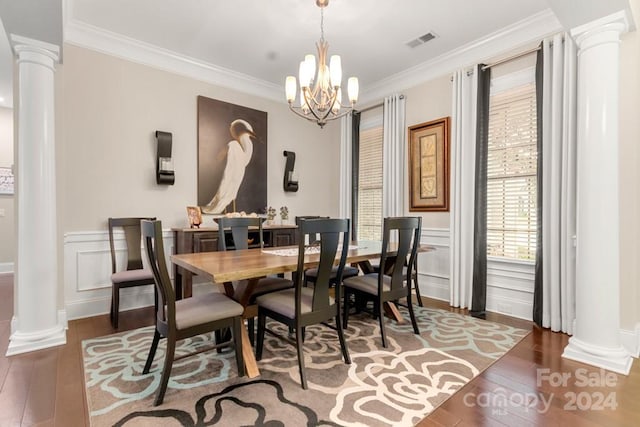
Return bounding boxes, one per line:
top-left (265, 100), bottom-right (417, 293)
top-left (487, 81), bottom-right (537, 261)
top-left (357, 123), bottom-right (383, 241)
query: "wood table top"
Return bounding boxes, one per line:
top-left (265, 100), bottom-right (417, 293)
top-left (171, 241), bottom-right (434, 283)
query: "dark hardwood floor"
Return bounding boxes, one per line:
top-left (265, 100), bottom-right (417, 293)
top-left (0, 273), bottom-right (638, 426)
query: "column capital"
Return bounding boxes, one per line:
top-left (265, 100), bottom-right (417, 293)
top-left (10, 34), bottom-right (60, 70)
top-left (570, 10), bottom-right (629, 53)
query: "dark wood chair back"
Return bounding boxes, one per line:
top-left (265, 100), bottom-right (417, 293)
top-left (141, 219), bottom-right (174, 329)
top-left (108, 217), bottom-right (155, 273)
top-left (379, 216), bottom-right (422, 299)
top-left (295, 216), bottom-right (329, 244)
top-left (216, 217), bottom-right (264, 251)
top-left (295, 218), bottom-right (350, 318)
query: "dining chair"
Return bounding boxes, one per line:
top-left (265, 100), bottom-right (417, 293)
top-left (370, 257), bottom-right (424, 308)
top-left (140, 219), bottom-right (245, 406)
top-left (108, 217), bottom-right (156, 329)
top-left (255, 218), bottom-right (351, 389)
top-left (295, 216), bottom-right (359, 287)
top-left (343, 216), bottom-right (422, 348)
top-left (217, 217), bottom-right (294, 344)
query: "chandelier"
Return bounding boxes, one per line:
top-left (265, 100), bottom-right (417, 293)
top-left (285, 0), bottom-right (359, 128)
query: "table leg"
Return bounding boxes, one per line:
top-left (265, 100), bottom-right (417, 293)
top-left (240, 325), bottom-right (260, 378)
top-left (178, 268), bottom-right (193, 300)
top-left (384, 302), bottom-right (406, 324)
top-left (222, 279), bottom-right (262, 378)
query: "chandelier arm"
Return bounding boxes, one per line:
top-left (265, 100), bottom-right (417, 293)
top-left (289, 103), bottom-right (355, 127)
top-left (288, 103), bottom-right (329, 127)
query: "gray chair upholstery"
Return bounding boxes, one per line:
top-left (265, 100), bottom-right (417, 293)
top-left (370, 258), bottom-right (423, 307)
top-left (256, 218), bottom-right (351, 389)
top-left (343, 216), bottom-right (422, 348)
top-left (108, 217), bottom-right (156, 329)
top-left (141, 220), bottom-right (245, 406)
top-left (217, 217), bottom-right (294, 343)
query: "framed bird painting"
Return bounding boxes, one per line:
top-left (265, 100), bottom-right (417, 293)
top-left (197, 96), bottom-right (267, 215)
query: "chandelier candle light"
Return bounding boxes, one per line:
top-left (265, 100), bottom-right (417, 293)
top-left (285, 0), bottom-right (359, 128)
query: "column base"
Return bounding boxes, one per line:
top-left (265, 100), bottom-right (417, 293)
top-left (562, 336), bottom-right (632, 375)
top-left (6, 316), bottom-right (67, 356)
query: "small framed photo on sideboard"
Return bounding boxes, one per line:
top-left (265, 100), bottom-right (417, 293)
top-left (186, 206), bottom-right (202, 228)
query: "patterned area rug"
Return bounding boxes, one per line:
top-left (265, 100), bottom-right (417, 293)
top-left (82, 306), bottom-right (529, 426)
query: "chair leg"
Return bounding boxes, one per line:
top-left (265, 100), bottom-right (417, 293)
top-left (248, 317), bottom-right (255, 346)
top-left (343, 288), bottom-right (350, 329)
top-left (154, 335), bottom-right (176, 406)
top-left (256, 311), bottom-right (266, 361)
top-left (109, 288), bottom-right (114, 324)
top-left (378, 300), bottom-right (388, 348)
top-left (335, 312), bottom-right (351, 364)
top-left (407, 292), bottom-right (420, 335)
top-left (112, 286), bottom-right (120, 329)
top-left (232, 317), bottom-right (245, 377)
top-left (295, 325), bottom-right (307, 389)
top-left (143, 330), bottom-right (161, 374)
top-left (413, 272), bottom-right (424, 307)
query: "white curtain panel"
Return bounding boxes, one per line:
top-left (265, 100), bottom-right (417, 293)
top-left (541, 33), bottom-right (577, 333)
top-left (339, 113), bottom-right (353, 219)
top-left (449, 68), bottom-right (478, 309)
top-left (382, 94), bottom-right (406, 219)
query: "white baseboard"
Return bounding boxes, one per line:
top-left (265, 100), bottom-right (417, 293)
top-left (563, 336), bottom-right (633, 375)
top-left (620, 323), bottom-right (640, 358)
top-left (6, 310), bottom-right (67, 356)
top-left (0, 262), bottom-right (14, 274)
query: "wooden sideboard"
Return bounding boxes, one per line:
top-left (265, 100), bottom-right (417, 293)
top-left (172, 224), bottom-right (298, 297)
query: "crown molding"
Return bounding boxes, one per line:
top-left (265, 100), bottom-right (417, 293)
top-left (359, 8), bottom-right (562, 104)
top-left (64, 8), bottom-right (562, 106)
top-left (64, 19), bottom-right (283, 102)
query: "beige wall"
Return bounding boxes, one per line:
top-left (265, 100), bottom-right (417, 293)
top-left (56, 44), bottom-right (341, 233)
top-left (0, 106), bottom-right (14, 264)
top-left (404, 74), bottom-right (453, 229)
top-left (618, 0), bottom-right (640, 330)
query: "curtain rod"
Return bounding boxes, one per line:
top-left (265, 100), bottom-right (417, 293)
top-left (356, 102), bottom-right (383, 114)
top-left (481, 45), bottom-right (540, 70)
top-left (356, 94), bottom-right (405, 114)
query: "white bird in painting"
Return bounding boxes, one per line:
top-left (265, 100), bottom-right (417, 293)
top-left (202, 119), bottom-right (257, 214)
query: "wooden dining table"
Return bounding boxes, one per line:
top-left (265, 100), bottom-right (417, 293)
top-left (171, 241), bottom-right (434, 378)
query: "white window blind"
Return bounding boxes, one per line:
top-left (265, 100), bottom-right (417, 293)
top-left (357, 125), bottom-right (383, 241)
top-left (487, 82), bottom-right (537, 260)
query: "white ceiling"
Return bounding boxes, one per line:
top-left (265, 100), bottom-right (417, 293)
top-left (67, 0), bottom-right (550, 89)
top-left (0, 0), bottom-right (634, 109)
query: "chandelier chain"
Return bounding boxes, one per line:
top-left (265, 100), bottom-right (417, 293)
top-left (320, 8), bottom-right (325, 43)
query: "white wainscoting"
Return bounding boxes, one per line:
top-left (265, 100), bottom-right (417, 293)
top-left (417, 228), bottom-right (535, 321)
top-left (417, 228), bottom-right (451, 302)
top-left (486, 257), bottom-right (535, 320)
top-left (63, 229), bottom-right (175, 320)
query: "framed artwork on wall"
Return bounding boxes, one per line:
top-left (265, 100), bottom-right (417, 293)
top-left (408, 117), bottom-right (450, 212)
top-left (0, 167), bottom-right (14, 195)
top-left (197, 96), bottom-right (267, 215)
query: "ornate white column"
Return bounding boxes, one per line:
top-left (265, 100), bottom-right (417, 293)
top-left (6, 35), bottom-right (66, 356)
top-left (562, 11), bottom-right (631, 374)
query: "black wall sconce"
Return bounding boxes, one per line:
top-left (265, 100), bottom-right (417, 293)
top-left (156, 130), bottom-right (175, 185)
top-left (283, 150), bottom-right (298, 192)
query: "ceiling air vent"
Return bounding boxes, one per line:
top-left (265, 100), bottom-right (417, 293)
top-left (405, 32), bottom-right (437, 48)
